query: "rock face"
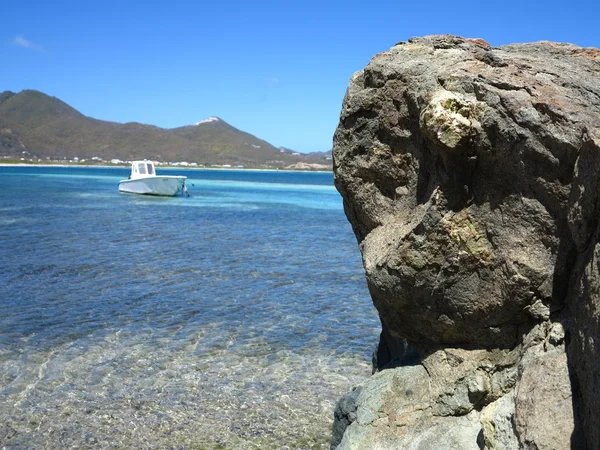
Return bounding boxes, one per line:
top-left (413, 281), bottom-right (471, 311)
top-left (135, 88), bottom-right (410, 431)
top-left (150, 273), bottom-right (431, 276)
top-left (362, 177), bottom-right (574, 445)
top-left (332, 35), bottom-right (600, 449)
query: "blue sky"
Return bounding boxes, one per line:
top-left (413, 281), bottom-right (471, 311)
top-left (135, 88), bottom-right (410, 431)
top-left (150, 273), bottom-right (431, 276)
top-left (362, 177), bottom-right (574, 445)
top-left (2, 0), bottom-right (599, 153)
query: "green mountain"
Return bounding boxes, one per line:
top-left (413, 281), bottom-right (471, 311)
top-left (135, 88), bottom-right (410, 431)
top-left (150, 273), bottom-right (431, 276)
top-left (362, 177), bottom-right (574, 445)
top-left (0, 90), bottom-right (331, 168)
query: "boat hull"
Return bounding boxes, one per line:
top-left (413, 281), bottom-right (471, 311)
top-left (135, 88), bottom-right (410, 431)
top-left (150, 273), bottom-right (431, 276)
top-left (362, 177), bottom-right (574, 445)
top-left (118, 176), bottom-right (186, 196)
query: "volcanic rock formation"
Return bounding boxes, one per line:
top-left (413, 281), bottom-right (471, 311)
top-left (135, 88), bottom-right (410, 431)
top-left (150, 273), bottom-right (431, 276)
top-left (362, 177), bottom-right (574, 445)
top-left (332, 35), bottom-right (600, 449)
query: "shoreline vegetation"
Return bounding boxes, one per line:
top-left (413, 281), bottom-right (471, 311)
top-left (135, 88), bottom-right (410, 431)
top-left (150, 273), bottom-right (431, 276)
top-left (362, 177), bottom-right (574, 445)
top-left (0, 158), bottom-right (333, 172)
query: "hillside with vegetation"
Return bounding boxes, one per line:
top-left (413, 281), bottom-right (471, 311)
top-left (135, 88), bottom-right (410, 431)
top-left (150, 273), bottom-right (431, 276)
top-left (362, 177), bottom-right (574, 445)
top-left (0, 90), bottom-right (332, 169)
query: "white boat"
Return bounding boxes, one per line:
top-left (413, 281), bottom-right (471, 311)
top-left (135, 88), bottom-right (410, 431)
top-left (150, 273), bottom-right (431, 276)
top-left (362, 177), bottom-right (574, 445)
top-left (118, 160), bottom-right (188, 196)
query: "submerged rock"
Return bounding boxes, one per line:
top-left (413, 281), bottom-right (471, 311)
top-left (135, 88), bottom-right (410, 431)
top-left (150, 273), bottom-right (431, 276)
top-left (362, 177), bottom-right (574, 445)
top-left (332, 35), bottom-right (600, 449)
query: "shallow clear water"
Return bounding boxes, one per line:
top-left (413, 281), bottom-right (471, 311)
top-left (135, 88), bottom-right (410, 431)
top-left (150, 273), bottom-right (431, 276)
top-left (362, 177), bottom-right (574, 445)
top-left (0, 166), bottom-right (378, 449)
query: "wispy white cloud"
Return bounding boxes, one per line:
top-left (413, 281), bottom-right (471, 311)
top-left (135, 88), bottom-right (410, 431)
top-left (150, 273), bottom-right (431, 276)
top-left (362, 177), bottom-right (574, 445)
top-left (265, 76), bottom-right (280, 85)
top-left (14, 36), bottom-right (43, 51)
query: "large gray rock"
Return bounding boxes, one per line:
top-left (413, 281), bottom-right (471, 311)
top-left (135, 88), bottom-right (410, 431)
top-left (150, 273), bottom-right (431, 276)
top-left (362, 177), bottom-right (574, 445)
top-left (333, 35), bottom-right (600, 449)
top-left (332, 330), bottom-right (575, 450)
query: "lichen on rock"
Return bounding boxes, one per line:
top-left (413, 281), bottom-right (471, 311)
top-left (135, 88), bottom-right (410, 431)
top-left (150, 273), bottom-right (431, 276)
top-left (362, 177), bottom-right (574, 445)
top-left (420, 90), bottom-right (486, 151)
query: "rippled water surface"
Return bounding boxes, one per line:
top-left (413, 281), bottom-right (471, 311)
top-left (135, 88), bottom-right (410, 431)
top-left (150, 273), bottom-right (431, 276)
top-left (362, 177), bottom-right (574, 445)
top-left (0, 166), bottom-right (379, 449)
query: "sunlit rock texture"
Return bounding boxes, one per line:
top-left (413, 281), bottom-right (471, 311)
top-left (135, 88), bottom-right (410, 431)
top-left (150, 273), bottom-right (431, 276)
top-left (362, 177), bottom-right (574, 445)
top-left (332, 35), bottom-right (600, 449)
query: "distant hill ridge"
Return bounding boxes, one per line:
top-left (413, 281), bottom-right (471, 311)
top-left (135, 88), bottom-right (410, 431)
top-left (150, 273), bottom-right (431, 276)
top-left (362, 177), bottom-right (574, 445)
top-left (0, 90), bottom-right (332, 168)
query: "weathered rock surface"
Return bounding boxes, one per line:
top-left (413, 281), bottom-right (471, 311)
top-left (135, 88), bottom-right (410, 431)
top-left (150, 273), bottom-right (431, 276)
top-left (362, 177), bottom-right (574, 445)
top-left (332, 35), bottom-right (600, 449)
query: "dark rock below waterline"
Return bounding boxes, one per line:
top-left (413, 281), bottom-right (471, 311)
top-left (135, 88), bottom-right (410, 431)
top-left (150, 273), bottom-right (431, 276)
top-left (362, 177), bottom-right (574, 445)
top-left (332, 34), bottom-right (599, 449)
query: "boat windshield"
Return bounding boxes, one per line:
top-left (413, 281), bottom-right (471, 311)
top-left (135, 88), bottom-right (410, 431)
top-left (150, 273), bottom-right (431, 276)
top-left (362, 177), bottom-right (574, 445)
top-left (147, 163), bottom-right (154, 175)
top-left (137, 162), bottom-right (147, 175)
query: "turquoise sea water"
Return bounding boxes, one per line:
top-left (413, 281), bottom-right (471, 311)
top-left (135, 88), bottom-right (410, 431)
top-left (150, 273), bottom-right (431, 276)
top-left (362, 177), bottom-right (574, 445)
top-left (0, 166), bottom-right (378, 449)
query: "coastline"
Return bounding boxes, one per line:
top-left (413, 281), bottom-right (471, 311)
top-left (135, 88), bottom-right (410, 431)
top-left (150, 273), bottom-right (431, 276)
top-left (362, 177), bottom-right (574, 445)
top-left (0, 162), bottom-right (333, 173)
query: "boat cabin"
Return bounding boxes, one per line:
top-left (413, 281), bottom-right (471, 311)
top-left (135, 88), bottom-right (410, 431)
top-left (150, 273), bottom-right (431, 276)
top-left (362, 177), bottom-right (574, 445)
top-left (129, 160), bottom-right (156, 179)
